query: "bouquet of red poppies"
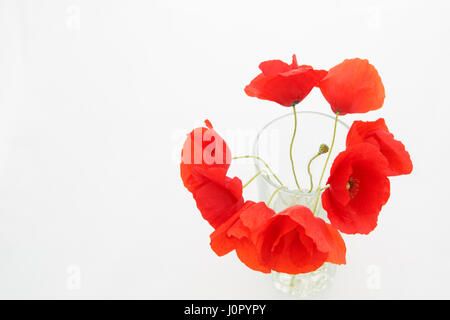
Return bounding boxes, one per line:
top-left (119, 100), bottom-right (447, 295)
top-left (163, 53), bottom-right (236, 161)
top-left (180, 55), bottom-right (412, 277)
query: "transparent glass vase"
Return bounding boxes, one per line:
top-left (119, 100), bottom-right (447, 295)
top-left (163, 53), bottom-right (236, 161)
top-left (253, 110), bottom-right (349, 298)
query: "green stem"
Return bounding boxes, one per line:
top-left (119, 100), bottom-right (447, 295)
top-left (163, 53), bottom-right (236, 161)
top-left (307, 153), bottom-right (321, 193)
top-left (289, 105), bottom-right (301, 190)
top-left (317, 112), bottom-right (339, 189)
top-left (242, 170), bottom-right (263, 189)
top-left (289, 275), bottom-right (296, 291)
top-left (232, 155), bottom-right (284, 186)
top-left (313, 112), bottom-right (340, 215)
top-left (267, 185), bottom-right (285, 207)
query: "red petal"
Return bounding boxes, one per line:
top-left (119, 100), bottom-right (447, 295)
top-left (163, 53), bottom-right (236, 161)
top-left (323, 143), bottom-right (390, 234)
top-left (238, 202), bottom-right (275, 243)
top-left (259, 60), bottom-right (291, 76)
top-left (373, 131), bottom-right (412, 176)
top-left (180, 123), bottom-right (242, 228)
top-left (322, 191), bottom-right (380, 234)
top-left (235, 239), bottom-right (271, 273)
top-left (347, 119), bottom-right (412, 176)
top-left (319, 58), bottom-right (385, 115)
top-left (257, 205), bottom-right (344, 274)
top-left (210, 201), bottom-right (273, 273)
top-left (245, 56), bottom-right (327, 107)
top-left (193, 170), bottom-right (243, 229)
top-left (324, 224), bottom-right (346, 265)
top-left (209, 212), bottom-right (241, 256)
top-left (346, 119), bottom-right (389, 145)
top-left (180, 123), bottom-right (232, 193)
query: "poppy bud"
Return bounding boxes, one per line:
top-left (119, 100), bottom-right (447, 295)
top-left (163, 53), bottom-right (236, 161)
top-left (319, 144), bottom-right (329, 155)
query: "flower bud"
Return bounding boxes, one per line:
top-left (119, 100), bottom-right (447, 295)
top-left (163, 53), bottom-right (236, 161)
top-left (318, 144), bottom-right (329, 155)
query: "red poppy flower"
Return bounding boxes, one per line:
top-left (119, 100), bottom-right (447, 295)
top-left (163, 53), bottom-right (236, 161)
top-left (322, 143), bottom-right (390, 234)
top-left (210, 201), bottom-right (274, 273)
top-left (319, 58), bottom-right (385, 115)
top-left (180, 121), bottom-right (243, 228)
top-left (257, 205), bottom-right (346, 274)
top-left (245, 55), bottom-right (327, 107)
top-left (346, 118), bottom-right (413, 176)
top-left (180, 120), bottom-right (231, 193)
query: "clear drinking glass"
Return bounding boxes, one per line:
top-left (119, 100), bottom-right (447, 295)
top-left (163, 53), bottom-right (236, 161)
top-left (252, 110), bottom-right (349, 298)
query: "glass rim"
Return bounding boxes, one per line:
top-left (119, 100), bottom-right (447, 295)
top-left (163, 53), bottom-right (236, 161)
top-left (252, 109), bottom-right (350, 194)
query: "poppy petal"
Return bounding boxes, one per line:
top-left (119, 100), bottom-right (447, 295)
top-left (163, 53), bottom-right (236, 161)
top-left (245, 55), bottom-right (327, 107)
top-left (257, 205), bottom-right (346, 274)
top-left (323, 143), bottom-right (390, 234)
top-left (346, 119), bottom-right (412, 176)
top-left (319, 58), bottom-right (385, 115)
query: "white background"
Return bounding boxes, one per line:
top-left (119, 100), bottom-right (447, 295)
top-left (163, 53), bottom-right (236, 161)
top-left (0, 0), bottom-right (449, 299)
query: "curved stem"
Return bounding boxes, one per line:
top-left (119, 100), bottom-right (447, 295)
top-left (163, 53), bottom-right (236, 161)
top-left (289, 105), bottom-right (301, 190)
top-left (242, 170), bottom-right (263, 189)
top-left (267, 185), bottom-right (285, 207)
top-left (313, 112), bottom-right (339, 215)
top-left (307, 153), bottom-right (321, 193)
top-left (232, 155), bottom-right (284, 186)
top-left (316, 112), bottom-right (339, 189)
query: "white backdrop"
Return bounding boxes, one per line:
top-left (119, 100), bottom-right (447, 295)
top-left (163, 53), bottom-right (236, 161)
top-left (0, 0), bottom-right (449, 299)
